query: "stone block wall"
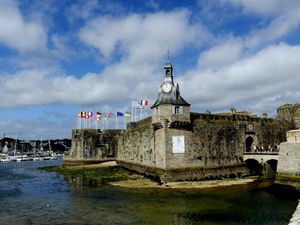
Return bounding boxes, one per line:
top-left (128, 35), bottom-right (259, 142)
top-left (277, 104), bottom-right (299, 128)
top-left (172, 119), bottom-right (245, 169)
top-left (116, 112), bottom-right (291, 181)
top-left (276, 129), bottom-right (300, 188)
top-left (287, 129), bottom-right (300, 142)
top-left (64, 129), bottom-right (121, 165)
top-left (117, 119), bottom-right (156, 168)
top-left (256, 119), bottom-right (292, 147)
top-left (117, 116), bottom-right (250, 181)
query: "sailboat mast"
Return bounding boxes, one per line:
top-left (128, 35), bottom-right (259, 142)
top-left (14, 134), bottom-right (17, 156)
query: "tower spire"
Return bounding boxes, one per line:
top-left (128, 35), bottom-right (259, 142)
top-left (167, 46), bottom-right (170, 63)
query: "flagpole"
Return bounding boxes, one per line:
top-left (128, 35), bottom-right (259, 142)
top-left (115, 112), bottom-right (117, 129)
top-left (117, 114), bottom-right (119, 129)
top-left (77, 114), bottom-right (80, 129)
top-left (131, 101), bottom-right (134, 122)
top-left (124, 115), bottom-right (126, 130)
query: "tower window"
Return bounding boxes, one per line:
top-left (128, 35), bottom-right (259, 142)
top-left (172, 106), bottom-right (183, 115)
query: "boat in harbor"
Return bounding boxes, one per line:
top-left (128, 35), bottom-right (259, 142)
top-left (0, 153), bottom-right (62, 163)
top-left (16, 155), bottom-right (33, 162)
top-left (0, 136), bottom-right (64, 163)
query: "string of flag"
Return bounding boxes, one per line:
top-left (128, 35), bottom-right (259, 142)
top-left (76, 99), bottom-right (147, 130)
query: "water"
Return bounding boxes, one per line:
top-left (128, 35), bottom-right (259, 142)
top-left (0, 160), bottom-right (298, 225)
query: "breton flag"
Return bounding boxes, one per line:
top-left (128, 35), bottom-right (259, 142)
top-left (141, 100), bottom-right (148, 107)
top-left (117, 112), bottom-right (124, 117)
top-left (125, 112), bottom-right (132, 117)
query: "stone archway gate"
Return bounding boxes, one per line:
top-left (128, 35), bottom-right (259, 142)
top-left (243, 152), bottom-right (279, 162)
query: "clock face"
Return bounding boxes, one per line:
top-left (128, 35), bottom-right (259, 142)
top-left (248, 124), bottom-right (253, 131)
top-left (162, 83), bottom-right (172, 92)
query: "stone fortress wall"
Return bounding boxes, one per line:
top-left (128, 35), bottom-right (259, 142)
top-left (277, 104), bottom-right (300, 129)
top-left (116, 111), bottom-right (291, 181)
top-left (64, 106), bottom-right (293, 181)
top-left (64, 129), bottom-right (121, 166)
top-left (276, 129), bottom-right (300, 188)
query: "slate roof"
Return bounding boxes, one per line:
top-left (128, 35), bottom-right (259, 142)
top-left (151, 83), bottom-right (190, 108)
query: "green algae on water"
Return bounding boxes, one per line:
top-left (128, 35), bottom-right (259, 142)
top-left (39, 165), bottom-right (138, 185)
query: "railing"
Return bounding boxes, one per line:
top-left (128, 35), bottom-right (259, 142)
top-left (244, 151), bottom-right (279, 155)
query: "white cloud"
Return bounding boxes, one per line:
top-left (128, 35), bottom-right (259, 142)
top-left (197, 38), bottom-right (242, 69)
top-left (79, 10), bottom-right (209, 63)
top-left (245, 6), bottom-right (300, 47)
top-left (0, 60), bottom-right (161, 109)
top-left (0, 0), bottom-right (47, 53)
top-left (221, 0), bottom-right (300, 48)
top-left (180, 43), bottom-right (300, 115)
top-left (222, 0), bottom-right (297, 17)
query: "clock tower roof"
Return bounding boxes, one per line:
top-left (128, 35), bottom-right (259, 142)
top-left (151, 62), bottom-right (190, 108)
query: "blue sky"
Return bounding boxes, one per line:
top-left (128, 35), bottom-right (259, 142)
top-left (1, 0), bottom-right (300, 139)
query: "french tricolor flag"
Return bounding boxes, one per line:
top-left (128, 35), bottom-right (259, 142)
top-left (141, 100), bottom-right (148, 106)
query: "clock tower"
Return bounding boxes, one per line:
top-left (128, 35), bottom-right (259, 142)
top-left (151, 62), bottom-right (190, 124)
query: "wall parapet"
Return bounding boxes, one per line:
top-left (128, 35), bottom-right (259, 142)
top-left (190, 112), bottom-right (273, 123)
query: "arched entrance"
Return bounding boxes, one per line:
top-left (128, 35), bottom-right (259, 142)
top-left (246, 136), bottom-right (254, 152)
top-left (266, 159), bottom-right (278, 174)
top-left (245, 159), bottom-right (262, 175)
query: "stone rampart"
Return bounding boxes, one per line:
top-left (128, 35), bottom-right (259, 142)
top-left (117, 118), bottom-right (156, 168)
top-left (277, 104), bottom-right (299, 128)
top-left (64, 129), bottom-right (121, 166)
top-left (116, 112), bottom-right (291, 181)
top-left (276, 130), bottom-right (300, 189)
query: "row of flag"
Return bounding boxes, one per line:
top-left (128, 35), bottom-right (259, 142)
top-left (78, 99), bottom-right (148, 120)
top-left (78, 111), bottom-right (132, 120)
top-left (76, 100), bottom-right (149, 130)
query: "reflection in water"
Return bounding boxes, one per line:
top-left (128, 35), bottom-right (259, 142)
top-left (0, 160), bottom-right (298, 225)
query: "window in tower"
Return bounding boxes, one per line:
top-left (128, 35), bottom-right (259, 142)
top-left (172, 106), bottom-right (183, 115)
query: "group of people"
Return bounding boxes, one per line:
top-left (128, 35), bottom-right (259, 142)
top-left (248, 144), bottom-right (280, 153)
